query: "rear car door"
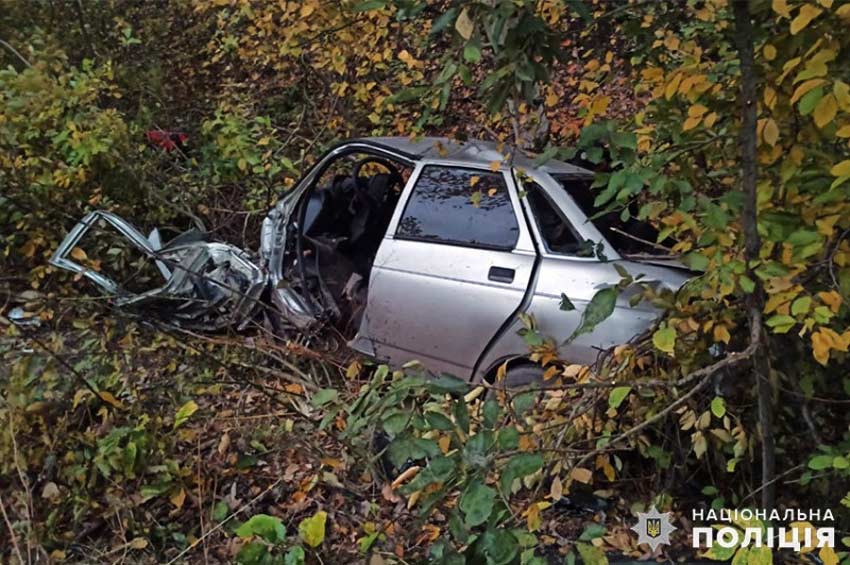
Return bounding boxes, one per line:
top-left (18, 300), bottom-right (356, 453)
top-left (350, 164), bottom-right (536, 379)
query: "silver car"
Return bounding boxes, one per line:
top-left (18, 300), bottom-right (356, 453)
top-left (52, 137), bottom-right (689, 383)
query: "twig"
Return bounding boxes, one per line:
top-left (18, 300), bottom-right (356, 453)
top-left (164, 478), bottom-right (284, 565)
top-left (0, 492), bottom-right (25, 565)
top-left (0, 39), bottom-right (32, 67)
top-left (608, 226), bottom-right (673, 253)
top-left (570, 343), bottom-right (757, 472)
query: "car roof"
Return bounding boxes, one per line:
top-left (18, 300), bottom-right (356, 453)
top-left (346, 136), bottom-right (594, 178)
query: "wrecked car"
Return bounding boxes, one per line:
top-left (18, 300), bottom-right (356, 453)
top-left (52, 137), bottom-right (690, 384)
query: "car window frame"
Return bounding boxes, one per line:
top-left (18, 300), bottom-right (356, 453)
top-left (391, 163), bottom-right (524, 252)
top-left (515, 169), bottom-right (620, 262)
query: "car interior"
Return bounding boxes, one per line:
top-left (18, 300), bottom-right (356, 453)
top-left (282, 152), bottom-right (412, 336)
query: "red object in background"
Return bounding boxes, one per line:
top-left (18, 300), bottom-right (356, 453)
top-left (146, 130), bottom-right (188, 151)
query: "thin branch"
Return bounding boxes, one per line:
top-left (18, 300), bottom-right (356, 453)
top-left (0, 39), bottom-right (32, 68)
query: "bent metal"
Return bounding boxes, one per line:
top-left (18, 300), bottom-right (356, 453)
top-left (692, 508), bottom-right (835, 551)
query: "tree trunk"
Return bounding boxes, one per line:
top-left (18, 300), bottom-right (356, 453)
top-left (733, 0), bottom-right (776, 510)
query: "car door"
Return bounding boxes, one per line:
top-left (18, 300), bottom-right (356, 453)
top-left (350, 164), bottom-right (536, 379)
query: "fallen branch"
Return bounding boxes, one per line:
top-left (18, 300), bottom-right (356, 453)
top-left (569, 342), bottom-right (757, 472)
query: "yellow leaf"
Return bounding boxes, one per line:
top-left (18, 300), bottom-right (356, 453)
top-left (834, 81), bottom-right (850, 110)
top-left (830, 160), bottom-right (850, 176)
top-left (70, 247), bottom-right (87, 261)
top-left (818, 290), bottom-right (842, 312)
top-left (683, 116), bottom-right (702, 131)
top-left (790, 4), bottom-right (822, 34)
top-left (545, 92), bottom-right (559, 107)
top-left (703, 112), bottom-right (718, 128)
top-left (300, 3), bottom-right (315, 17)
top-left (570, 467), bottom-right (593, 484)
top-left (763, 44), bottom-right (777, 61)
top-left (813, 93), bottom-right (837, 128)
top-left (549, 476), bottom-right (563, 500)
top-left (820, 547), bottom-right (839, 565)
top-left (455, 8), bottom-right (474, 40)
top-left (713, 325), bottom-right (731, 344)
top-left (128, 538), bottom-right (148, 550)
top-left (790, 78), bottom-right (827, 104)
top-left (837, 4), bottom-right (850, 19)
top-left (812, 330), bottom-right (831, 365)
top-left (763, 118), bottom-right (779, 146)
top-left (688, 104), bottom-right (708, 118)
top-left (772, 0), bottom-right (791, 17)
top-left (664, 75), bottom-right (682, 99)
top-left (817, 0), bottom-right (833, 7)
top-left (764, 86), bottom-right (777, 109)
top-left (487, 188), bottom-right (497, 197)
top-left (98, 391), bottom-right (126, 410)
top-left (170, 488), bottom-right (186, 509)
top-left (488, 161), bottom-right (501, 172)
top-left (836, 125), bottom-right (850, 137)
top-left (469, 175), bottom-right (480, 187)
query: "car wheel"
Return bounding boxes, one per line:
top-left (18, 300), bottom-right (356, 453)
top-left (500, 364), bottom-right (545, 389)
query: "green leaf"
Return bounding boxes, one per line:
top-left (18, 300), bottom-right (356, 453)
top-left (808, 454), bottom-right (834, 470)
top-left (739, 275), bottom-right (756, 293)
top-left (652, 325), bottom-right (677, 354)
top-left (428, 374), bottom-right (471, 396)
top-left (578, 523), bottom-right (607, 541)
top-left (480, 528), bottom-right (519, 565)
top-left (459, 480), bottom-right (496, 527)
top-left (500, 453), bottom-right (543, 492)
top-left (463, 43), bottom-right (482, 63)
top-left (576, 542), bottom-right (608, 565)
top-left (571, 287), bottom-right (618, 339)
top-left (799, 87), bottom-right (823, 116)
top-left (711, 397), bottom-right (726, 418)
top-left (482, 400), bottom-right (501, 429)
top-left (311, 388), bottom-right (338, 407)
top-left (685, 252), bottom-right (709, 271)
top-left (298, 510), bottom-right (327, 548)
top-left (212, 501), bottom-right (229, 521)
top-left (425, 411), bottom-right (455, 431)
top-left (174, 400), bottom-right (198, 429)
top-left (236, 514), bottom-right (287, 544)
top-left (765, 314), bottom-right (796, 334)
top-left (388, 437), bottom-right (440, 467)
top-left (236, 541), bottom-right (268, 565)
top-left (431, 8), bottom-right (458, 34)
top-left (352, 0), bottom-right (386, 11)
top-left (833, 456), bottom-right (849, 469)
top-left (559, 293), bottom-right (576, 311)
top-left (608, 386), bottom-right (631, 410)
top-left (284, 546), bottom-right (306, 565)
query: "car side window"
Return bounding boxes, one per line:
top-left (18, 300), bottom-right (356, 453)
top-left (524, 182), bottom-right (584, 255)
top-left (396, 166), bottom-right (519, 250)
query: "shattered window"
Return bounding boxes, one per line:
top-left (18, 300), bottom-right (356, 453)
top-left (396, 166), bottom-right (519, 250)
top-left (524, 182), bottom-right (583, 255)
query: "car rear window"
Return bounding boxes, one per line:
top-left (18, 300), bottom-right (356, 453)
top-left (524, 182), bottom-right (584, 254)
top-left (396, 166), bottom-right (519, 250)
top-left (554, 175), bottom-right (669, 256)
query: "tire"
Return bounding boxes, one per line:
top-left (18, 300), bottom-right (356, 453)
top-left (501, 364), bottom-right (545, 389)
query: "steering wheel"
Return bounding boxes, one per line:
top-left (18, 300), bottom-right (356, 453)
top-left (351, 157), bottom-right (401, 186)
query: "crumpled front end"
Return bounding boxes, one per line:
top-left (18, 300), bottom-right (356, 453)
top-left (50, 211), bottom-right (266, 330)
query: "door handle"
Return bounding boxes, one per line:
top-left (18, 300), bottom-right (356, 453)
top-left (488, 266), bottom-right (515, 283)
